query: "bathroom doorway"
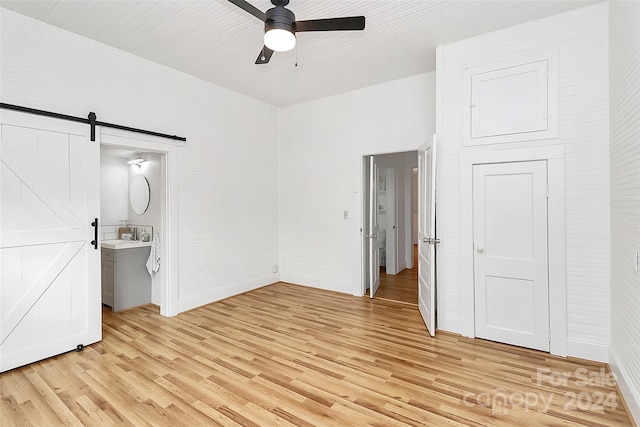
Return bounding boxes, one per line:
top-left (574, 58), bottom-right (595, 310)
top-left (100, 128), bottom-right (180, 317)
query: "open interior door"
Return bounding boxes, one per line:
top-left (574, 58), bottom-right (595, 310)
top-left (365, 156), bottom-right (380, 298)
top-left (418, 135), bottom-right (437, 336)
top-left (1, 110), bottom-right (101, 372)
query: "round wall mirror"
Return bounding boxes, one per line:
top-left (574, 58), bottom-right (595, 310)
top-left (130, 175), bottom-right (150, 215)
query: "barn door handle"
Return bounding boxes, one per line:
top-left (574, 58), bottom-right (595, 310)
top-left (90, 218), bottom-right (98, 250)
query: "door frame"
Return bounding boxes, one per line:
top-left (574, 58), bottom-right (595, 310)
top-left (351, 137), bottom-right (432, 298)
top-left (100, 128), bottom-right (182, 317)
top-left (460, 145), bottom-right (566, 356)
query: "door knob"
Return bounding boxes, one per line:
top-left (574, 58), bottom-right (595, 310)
top-left (476, 245), bottom-right (484, 253)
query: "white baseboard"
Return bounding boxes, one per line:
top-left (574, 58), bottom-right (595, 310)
top-left (567, 339), bottom-right (609, 363)
top-left (279, 273), bottom-right (351, 295)
top-left (436, 316), bottom-right (461, 336)
top-left (177, 274), bottom-right (279, 313)
top-left (610, 347), bottom-right (640, 425)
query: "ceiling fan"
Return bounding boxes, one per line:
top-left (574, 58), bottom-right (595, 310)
top-left (228, 0), bottom-right (366, 64)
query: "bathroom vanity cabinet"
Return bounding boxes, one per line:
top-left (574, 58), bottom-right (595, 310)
top-left (101, 245), bottom-right (151, 311)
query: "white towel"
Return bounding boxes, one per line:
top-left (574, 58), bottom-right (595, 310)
top-left (146, 233), bottom-right (160, 276)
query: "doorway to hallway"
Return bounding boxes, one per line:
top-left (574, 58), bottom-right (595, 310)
top-left (362, 137), bottom-right (438, 337)
top-left (363, 151), bottom-right (418, 300)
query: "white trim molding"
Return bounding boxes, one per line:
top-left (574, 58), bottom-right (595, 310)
top-left (460, 145), bottom-right (567, 356)
top-left (610, 347), bottom-right (640, 424)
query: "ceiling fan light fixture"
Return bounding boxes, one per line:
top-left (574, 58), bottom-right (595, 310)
top-left (228, 0), bottom-right (365, 64)
top-left (264, 28), bottom-right (296, 52)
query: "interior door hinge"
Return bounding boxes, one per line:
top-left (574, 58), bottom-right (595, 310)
top-left (549, 328), bottom-right (552, 342)
top-left (546, 184), bottom-right (549, 199)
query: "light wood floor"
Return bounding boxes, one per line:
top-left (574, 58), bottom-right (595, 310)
top-left (376, 245), bottom-right (419, 305)
top-left (1, 282), bottom-right (633, 426)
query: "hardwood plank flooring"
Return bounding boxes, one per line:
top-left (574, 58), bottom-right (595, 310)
top-left (376, 245), bottom-right (418, 305)
top-left (0, 282), bottom-right (634, 426)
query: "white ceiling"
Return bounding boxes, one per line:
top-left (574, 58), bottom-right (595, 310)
top-left (2, 0), bottom-right (600, 107)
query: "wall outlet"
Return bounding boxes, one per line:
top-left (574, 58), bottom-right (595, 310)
top-left (344, 210), bottom-right (349, 219)
top-left (272, 264), bottom-right (278, 273)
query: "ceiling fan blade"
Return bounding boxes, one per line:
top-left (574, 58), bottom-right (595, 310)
top-left (255, 46), bottom-right (275, 64)
top-left (295, 16), bottom-right (365, 32)
top-left (228, 0), bottom-right (267, 22)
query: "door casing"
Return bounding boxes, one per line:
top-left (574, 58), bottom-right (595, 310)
top-left (460, 145), bottom-right (567, 356)
top-left (351, 137), bottom-right (434, 299)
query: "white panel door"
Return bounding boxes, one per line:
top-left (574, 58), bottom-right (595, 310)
top-left (1, 110), bottom-right (101, 372)
top-left (473, 161), bottom-right (549, 351)
top-left (368, 156), bottom-right (380, 298)
top-left (418, 135), bottom-right (437, 336)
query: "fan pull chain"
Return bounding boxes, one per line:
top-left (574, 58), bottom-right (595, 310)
top-left (295, 43), bottom-right (298, 67)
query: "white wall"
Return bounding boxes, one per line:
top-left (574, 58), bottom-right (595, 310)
top-left (127, 154), bottom-right (161, 231)
top-left (128, 153), bottom-right (163, 305)
top-left (1, 10), bottom-right (280, 313)
top-left (100, 154), bottom-right (129, 226)
top-left (608, 0), bottom-right (640, 422)
top-left (279, 73), bottom-right (435, 293)
top-left (437, 3), bottom-right (611, 361)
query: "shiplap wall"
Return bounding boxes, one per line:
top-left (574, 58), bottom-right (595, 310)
top-left (279, 74), bottom-right (435, 292)
top-left (0, 10), bottom-right (280, 313)
top-left (438, 3), bottom-right (611, 360)
top-left (609, 0), bottom-right (640, 422)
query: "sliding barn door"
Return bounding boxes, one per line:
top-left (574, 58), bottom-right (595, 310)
top-left (1, 110), bottom-right (101, 372)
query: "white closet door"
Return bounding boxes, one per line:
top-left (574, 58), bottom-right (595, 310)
top-left (1, 110), bottom-right (101, 372)
top-left (473, 160), bottom-right (549, 351)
